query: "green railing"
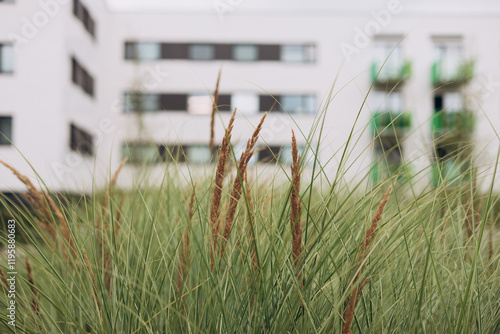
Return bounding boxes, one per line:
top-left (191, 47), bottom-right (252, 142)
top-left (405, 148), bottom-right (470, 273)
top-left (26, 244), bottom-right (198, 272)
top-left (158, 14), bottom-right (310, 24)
top-left (431, 59), bottom-right (474, 86)
top-left (431, 110), bottom-right (475, 135)
top-left (431, 160), bottom-right (471, 187)
top-left (371, 160), bottom-right (412, 184)
top-left (371, 60), bottom-right (412, 85)
top-left (371, 111), bottom-right (412, 135)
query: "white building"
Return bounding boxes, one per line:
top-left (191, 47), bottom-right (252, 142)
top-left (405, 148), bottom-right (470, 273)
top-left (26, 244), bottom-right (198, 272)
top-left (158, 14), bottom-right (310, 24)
top-left (1, 0), bottom-right (500, 193)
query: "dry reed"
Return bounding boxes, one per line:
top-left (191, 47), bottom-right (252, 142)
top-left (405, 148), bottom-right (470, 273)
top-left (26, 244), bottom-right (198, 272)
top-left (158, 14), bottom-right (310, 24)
top-left (290, 130), bottom-right (303, 282)
top-left (221, 112), bottom-right (267, 255)
top-left (209, 108), bottom-right (236, 270)
top-left (210, 69), bottom-right (222, 154)
top-left (342, 186), bottom-right (392, 334)
top-left (177, 185), bottom-right (196, 292)
top-left (0, 160), bottom-right (76, 260)
top-left (244, 173), bottom-right (258, 273)
top-left (83, 249), bottom-right (103, 322)
top-left (26, 257), bottom-right (41, 318)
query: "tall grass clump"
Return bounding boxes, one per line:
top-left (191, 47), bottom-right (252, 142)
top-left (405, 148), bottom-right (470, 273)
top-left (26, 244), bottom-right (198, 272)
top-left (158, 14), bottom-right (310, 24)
top-left (0, 83), bottom-right (500, 334)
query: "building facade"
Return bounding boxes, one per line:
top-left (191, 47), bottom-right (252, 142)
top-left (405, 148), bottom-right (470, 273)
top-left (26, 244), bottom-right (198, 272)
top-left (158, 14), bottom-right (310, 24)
top-left (1, 0), bottom-right (499, 193)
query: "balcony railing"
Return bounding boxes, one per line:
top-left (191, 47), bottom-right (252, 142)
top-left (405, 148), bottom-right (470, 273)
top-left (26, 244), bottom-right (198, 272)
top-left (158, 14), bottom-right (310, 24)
top-left (371, 60), bottom-right (411, 86)
top-left (431, 160), bottom-right (471, 187)
top-left (431, 110), bottom-right (475, 136)
top-left (371, 160), bottom-right (412, 184)
top-left (371, 111), bottom-right (412, 134)
top-left (431, 59), bottom-right (474, 87)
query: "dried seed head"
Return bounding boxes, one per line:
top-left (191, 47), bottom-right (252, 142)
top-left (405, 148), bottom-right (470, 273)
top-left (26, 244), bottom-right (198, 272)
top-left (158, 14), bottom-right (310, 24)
top-left (221, 113), bottom-right (267, 254)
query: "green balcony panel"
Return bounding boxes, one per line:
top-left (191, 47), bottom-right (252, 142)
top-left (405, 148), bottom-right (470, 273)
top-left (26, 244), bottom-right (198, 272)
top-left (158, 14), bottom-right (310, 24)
top-left (431, 60), bottom-right (474, 86)
top-left (431, 110), bottom-right (475, 135)
top-left (431, 160), bottom-right (470, 187)
top-left (371, 111), bottom-right (412, 134)
top-left (371, 60), bottom-right (411, 86)
top-left (371, 160), bottom-right (412, 184)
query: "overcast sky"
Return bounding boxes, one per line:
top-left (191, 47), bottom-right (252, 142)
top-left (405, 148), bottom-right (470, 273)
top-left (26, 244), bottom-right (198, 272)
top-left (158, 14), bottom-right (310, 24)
top-left (105, 0), bottom-right (500, 13)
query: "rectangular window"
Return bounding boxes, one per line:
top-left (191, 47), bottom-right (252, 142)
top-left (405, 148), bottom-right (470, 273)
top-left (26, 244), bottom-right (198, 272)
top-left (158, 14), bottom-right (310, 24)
top-left (0, 44), bottom-right (14, 73)
top-left (217, 94), bottom-right (232, 112)
top-left (281, 44), bottom-right (315, 63)
top-left (160, 94), bottom-right (187, 111)
top-left (70, 123), bottom-right (93, 156)
top-left (232, 92), bottom-right (259, 115)
top-left (258, 146), bottom-right (282, 163)
top-left (187, 145), bottom-right (211, 164)
top-left (188, 44), bottom-right (215, 60)
top-left (433, 36), bottom-right (464, 81)
top-left (73, 0), bottom-right (96, 38)
top-left (188, 94), bottom-right (212, 114)
top-left (123, 93), bottom-right (160, 113)
top-left (161, 43), bottom-right (188, 59)
top-left (373, 136), bottom-right (403, 180)
top-left (442, 92), bottom-right (463, 112)
top-left (258, 44), bottom-right (280, 61)
top-left (233, 44), bottom-right (258, 61)
top-left (259, 95), bottom-right (281, 112)
top-left (123, 142), bottom-right (160, 164)
top-left (374, 38), bottom-right (403, 79)
top-left (372, 91), bottom-right (403, 112)
top-left (281, 94), bottom-right (316, 114)
top-left (126, 42), bottom-right (160, 61)
top-left (159, 145), bottom-right (187, 163)
top-left (71, 57), bottom-right (94, 97)
top-left (214, 44), bottom-right (233, 60)
top-left (0, 116), bottom-right (13, 145)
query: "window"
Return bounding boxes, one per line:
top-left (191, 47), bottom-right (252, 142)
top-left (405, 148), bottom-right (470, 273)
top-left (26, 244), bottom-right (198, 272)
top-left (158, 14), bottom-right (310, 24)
top-left (374, 39), bottom-right (403, 79)
top-left (161, 43), bottom-right (188, 59)
top-left (123, 143), bottom-right (160, 164)
top-left (71, 57), bottom-right (94, 97)
top-left (188, 44), bottom-right (215, 60)
top-left (258, 44), bottom-right (280, 61)
top-left (0, 117), bottom-right (12, 145)
top-left (215, 44), bottom-right (233, 60)
top-left (233, 44), bottom-right (258, 61)
top-left (160, 94), bottom-right (187, 111)
top-left (73, 0), bottom-right (96, 38)
top-left (124, 93), bottom-right (160, 113)
top-left (216, 94), bottom-right (232, 112)
top-left (0, 44), bottom-right (13, 73)
top-left (231, 92), bottom-right (259, 115)
top-left (258, 146), bottom-right (282, 163)
top-left (159, 145), bottom-right (187, 163)
top-left (187, 145), bottom-right (211, 164)
top-left (124, 42), bottom-right (160, 61)
top-left (281, 95), bottom-right (316, 114)
top-left (281, 45), bottom-right (315, 63)
top-left (433, 37), bottom-right (463, 80)
top-left (188, 94), bottom-right (212, 114)
top-left (434, 92), bottom-right (463, 112)
top-left (373, 136), bottom-right (403, 180)
top-left (259, 95), bottom-right (281, 112)
top-left (70, 123), bottom-right (93, 156)
top-left (372, 91), bottom-right (403, 112)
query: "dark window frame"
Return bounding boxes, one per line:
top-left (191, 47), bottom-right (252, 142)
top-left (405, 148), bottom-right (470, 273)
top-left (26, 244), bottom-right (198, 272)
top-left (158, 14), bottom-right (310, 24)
top-left (70, 123), bottom-right (94, 156)
top-left (71, 56), bottom-right (95, 97)
top-left (73, 0), bottom-right (96, 39)
top-left (0, 116), bottom-right (13, 146)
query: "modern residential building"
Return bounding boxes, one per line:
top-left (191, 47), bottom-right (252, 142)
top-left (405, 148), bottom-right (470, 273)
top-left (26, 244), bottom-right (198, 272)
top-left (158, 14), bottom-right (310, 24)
top-left (1, 0), bottom-right (500, 193)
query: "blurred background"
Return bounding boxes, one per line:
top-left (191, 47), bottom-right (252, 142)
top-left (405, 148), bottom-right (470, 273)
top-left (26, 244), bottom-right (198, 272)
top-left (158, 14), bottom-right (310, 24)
top-left (0, 0), bottom-right (499, 194)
